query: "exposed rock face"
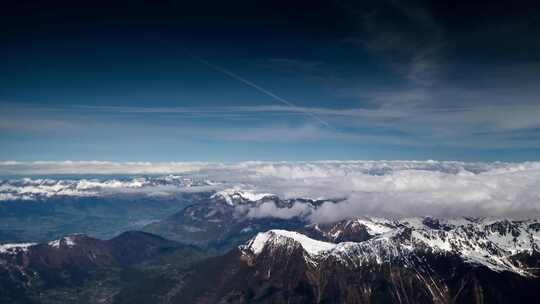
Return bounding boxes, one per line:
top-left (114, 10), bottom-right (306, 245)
top-left (4, 217), bottom-right (540, 303)
top-left (175, 217), bottom-right (540, 304)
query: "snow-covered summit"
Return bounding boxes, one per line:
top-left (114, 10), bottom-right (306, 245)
top-left (48, 234), bottom-right (84, 248)
top-left (241, 217), bottom-right (540, 277)
top-left (211, 188), bottom-right (276, 206)
top-left (242, 229), bottom-right (337, 256)
top-left (0, 243), bottom-right (37, 255)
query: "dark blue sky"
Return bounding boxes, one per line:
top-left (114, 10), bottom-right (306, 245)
top-left (1, 0), bottom-right (539, 161)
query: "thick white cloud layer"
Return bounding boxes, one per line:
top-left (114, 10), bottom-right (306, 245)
top-left (244, 202), bottom-right (314, 220)
top-left (1, 161), bottom-right (540, 220)
top-left (235, 162), bottom-right (540, 221)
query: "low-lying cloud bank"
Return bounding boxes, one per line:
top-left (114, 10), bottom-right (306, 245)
top-left (0, 175), bottom-right (220, 201)
top-left (0, 161), bottom-right (217, 175)
top-left (0, 160), bottom-right (519, 175)
top-left (1, 161), bottom-right (540, 220)
top-left (257, 162), bottom-right (540, 221)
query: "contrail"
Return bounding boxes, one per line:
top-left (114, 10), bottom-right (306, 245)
top-left (196, 58), bottom-right (330, 127)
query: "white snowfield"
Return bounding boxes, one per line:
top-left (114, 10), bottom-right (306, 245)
top-left (241, 217), bottom-right (540, 277)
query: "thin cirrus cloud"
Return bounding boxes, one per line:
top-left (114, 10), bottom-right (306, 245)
top-left (2, 102), bottom-right (540, 150)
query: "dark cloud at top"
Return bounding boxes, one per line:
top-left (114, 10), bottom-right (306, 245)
top-left (0, 0), bottom-right (539, 161)
top-left (2, 0), bottom-right (538, 98)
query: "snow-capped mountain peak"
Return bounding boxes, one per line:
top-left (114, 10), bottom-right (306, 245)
top-left (211, 188), bottom-right (276, 205)
top-left (242, 229), bottom-right (337, 256)
top-left (241, 217), bottom-right (540, 277)
top-left (0, 243), bottom-right (37, 255)
top-left (48, 234), bottom-right (83, 248)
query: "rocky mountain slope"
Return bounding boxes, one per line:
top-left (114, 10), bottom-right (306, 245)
top-left (143, 188), bottom-right (338, 251)
top-left (4, 214), bottom-right (540, 303)
top-left (170, 217), bottom-right (540, 304)
top-left (0, 231), bottom-right (203, 303)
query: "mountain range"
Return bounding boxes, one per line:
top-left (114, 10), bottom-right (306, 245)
top-left (2, 215), bottom-right (540, 303)
top-left (2, 177), bottom-right (540, 303)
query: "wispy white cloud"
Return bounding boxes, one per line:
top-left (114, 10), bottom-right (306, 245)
top-left (2, 101), bottom-right (540, 150)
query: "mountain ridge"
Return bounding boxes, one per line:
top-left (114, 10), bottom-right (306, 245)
top-left (171, 216), bottom-right (540, 303)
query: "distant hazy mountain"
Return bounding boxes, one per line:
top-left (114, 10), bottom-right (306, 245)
top-left (143, 188), bottom-right (341, 251)
top-left (0, 191), bottom-right (211, 243)
top-left (0, 175), bottom-right (216, 201)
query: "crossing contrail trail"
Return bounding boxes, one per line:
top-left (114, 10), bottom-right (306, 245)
top-left (196, 58), bottom-right (331, 127)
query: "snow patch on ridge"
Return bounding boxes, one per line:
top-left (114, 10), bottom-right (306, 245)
top-left (350, 218), bottom-right (394, 235)
top-left (243, 230), bottom-right (337, 255)
top-left (0, 243), bottom-right (37, 255)
top-left (211, 188), bottom-right (275, 206)
top-left (241, 217), bottom-right (540, 277)
top-left (48, 235), bottom-right (79, 248)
